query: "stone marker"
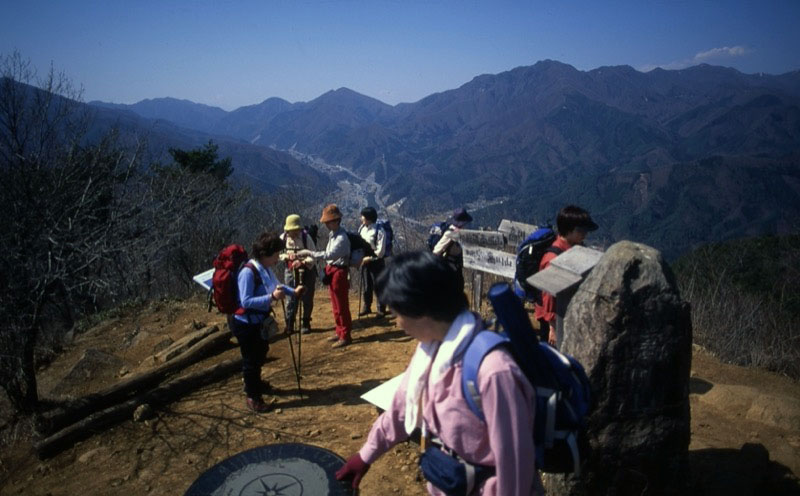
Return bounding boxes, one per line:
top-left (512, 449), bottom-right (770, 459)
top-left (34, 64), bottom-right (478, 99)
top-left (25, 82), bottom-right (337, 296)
top-left (545, 241), bottom-right (692, 495)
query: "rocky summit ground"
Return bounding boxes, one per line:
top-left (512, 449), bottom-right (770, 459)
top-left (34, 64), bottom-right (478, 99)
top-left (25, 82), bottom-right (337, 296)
top-left (1, 289), bottom-right (799, 496)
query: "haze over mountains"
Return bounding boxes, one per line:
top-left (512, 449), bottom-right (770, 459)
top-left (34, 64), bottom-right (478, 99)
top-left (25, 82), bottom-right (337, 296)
top-left (90, 60), bottom-right (800, 257)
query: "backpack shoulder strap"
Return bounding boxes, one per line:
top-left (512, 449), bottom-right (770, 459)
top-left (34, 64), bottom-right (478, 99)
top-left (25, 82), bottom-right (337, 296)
top-left (545, 245), bottom-right (564, 256)
top-left (301, 230), bottom-right (308, 249)
top-left (461, 331), bottom-right (510, 422)
top-left (242, 262), bottom-right (262, 287)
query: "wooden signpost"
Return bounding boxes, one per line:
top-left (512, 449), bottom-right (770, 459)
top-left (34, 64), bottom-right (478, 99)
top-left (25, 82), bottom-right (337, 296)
top-left (461, 243), bottom-right (516, 311)
top-left (497, 219), bottom-right (538, 247)
top-left (461, 243), bottom-right (516, 279)
top-left (458, 228), bottom-right (507, 248)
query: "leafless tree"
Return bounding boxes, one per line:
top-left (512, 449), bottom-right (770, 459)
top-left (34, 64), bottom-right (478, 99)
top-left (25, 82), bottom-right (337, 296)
top-left (0, 51), bottom-right (142, 414)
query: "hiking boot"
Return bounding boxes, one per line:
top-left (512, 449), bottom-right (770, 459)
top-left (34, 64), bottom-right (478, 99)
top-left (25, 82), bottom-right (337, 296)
top-left (300, 326), bottom-right (312, 334)
top-left (376, 308), bottom-right (387, 318)
top-left (246, 397), bottom-right (270, 413)
top-left (331, 338), bottom-right (351, 349)
top-left (327, 334), bottom-right (340, 342)
top-left (358, 309), bottom-right (371, 317)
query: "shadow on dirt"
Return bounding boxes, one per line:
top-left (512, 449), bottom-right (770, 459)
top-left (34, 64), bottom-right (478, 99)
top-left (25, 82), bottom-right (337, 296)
top-left (355, 329), bottom-right (411, 344)
top-left (274, 379), bottom-right (386, 409)
top-left (689, 377), bottom-right (714, 395)
top-left (689, 443), bottom-right (800, 495)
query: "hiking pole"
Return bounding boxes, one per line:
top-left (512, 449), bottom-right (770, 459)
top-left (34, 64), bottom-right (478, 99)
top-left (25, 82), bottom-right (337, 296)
top-left (295, 266), bottom-right (304, 377)
top-left (280, 298), bottom-right (303, 399)
top-left (357, 266), bottom-right (363, 319)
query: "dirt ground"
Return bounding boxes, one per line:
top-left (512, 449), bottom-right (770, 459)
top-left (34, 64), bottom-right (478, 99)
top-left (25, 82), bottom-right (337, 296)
top-left (1, 288), bottom-right (799, 495)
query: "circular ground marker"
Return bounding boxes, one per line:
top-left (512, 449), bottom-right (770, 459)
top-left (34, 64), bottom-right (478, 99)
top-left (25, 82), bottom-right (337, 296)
top-left (184, 443), bottom-right (353, 496)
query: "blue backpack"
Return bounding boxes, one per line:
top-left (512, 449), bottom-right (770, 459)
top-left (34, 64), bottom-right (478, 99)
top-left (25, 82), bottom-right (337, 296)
top-left (461, 283), bottom-right (591, 475)
top-left (427, 221), bottom-right (450, 251)
top-left (513, 226), bottom-right (562, 301)
top-left (375, 219), bottom-right (394, 256)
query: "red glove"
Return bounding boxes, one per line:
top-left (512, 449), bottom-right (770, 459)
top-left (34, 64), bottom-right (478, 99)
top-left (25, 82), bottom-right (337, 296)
top-left (335, 453), bottom-right (370, 489)
top-left (289, 260), bottom-right (303, 270)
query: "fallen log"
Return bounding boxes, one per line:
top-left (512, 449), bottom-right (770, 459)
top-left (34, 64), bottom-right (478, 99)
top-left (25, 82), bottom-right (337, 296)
top-left (35, 358), bottom-right (242, 459)
top-left (38, 326), bottom-right (234, 435)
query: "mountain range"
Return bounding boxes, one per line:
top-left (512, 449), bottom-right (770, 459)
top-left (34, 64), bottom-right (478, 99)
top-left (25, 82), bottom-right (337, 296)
top-left (75, 93), bottom-right (332, 195)
top-left (90, 61), bottom-right (800, 258)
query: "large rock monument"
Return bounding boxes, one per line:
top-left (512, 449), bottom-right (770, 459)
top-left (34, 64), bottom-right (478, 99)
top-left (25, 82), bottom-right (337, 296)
top-left (545, 241), bottom-right (692, 495)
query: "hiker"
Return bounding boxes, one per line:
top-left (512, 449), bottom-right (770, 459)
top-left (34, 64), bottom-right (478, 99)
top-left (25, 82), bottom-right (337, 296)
top-left (432, 207), bottom-right (472, 291)
top-left (230, 231), bottom-right (304, 413)
top-left (357, 206), bottom-right (387, 318)
top-left (295, 204), bottom-right (352, 348)
top-left (534, 205), bottom-right (598, 347)
top-left (336, 251), bottom-right (541, 495)
top-left (279, 214), bottom-right (318, 334)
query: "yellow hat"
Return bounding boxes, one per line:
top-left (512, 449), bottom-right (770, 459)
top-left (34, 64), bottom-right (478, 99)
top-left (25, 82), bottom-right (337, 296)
top-left (284, 214), bottom-right (302, 231)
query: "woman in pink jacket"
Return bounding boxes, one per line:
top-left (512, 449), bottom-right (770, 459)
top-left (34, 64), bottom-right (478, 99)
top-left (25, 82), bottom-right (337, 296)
top-left (336, 251), bottom-right (542, 495)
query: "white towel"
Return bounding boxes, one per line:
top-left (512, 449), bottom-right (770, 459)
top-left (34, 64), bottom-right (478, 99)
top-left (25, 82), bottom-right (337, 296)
top-left (403, 311), bottom-right (479, 435)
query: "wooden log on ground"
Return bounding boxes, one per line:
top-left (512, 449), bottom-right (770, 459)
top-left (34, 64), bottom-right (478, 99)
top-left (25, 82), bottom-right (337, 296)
top-left (35, 358), bottom-right (242, 459)
top-left (38, 326), bottom-right (234, 435)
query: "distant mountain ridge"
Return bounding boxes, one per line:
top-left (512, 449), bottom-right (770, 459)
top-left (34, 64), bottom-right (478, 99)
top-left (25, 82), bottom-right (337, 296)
top-left (91, 61), bottom-right (800, 257)
top-left (79, 93), bottom-right (332, 195)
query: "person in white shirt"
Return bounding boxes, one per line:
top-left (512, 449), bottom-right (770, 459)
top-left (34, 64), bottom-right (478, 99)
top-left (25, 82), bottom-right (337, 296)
top-left (357, 206), bottom-right (387, 317)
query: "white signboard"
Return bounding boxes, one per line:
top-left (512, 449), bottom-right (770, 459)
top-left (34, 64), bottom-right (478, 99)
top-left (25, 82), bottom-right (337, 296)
top-left (461, 243), bottom-right (516, 279)
top-left (458, 229), bottom-right (506, 247)
top-left (527, 246), bottom-right (604, 296)
top-left (193, 268), bottom-right (215, 291)
top-left (360, 374), bottom-right (403, 411)
top-left (497, 219), bottom-right (538, 246)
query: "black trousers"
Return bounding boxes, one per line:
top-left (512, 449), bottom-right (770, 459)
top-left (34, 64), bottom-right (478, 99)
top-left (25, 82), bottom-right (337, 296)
top-left (362, 258), bottom-right (386, 312)
top-left (228, 315), bottom-right (269, 399)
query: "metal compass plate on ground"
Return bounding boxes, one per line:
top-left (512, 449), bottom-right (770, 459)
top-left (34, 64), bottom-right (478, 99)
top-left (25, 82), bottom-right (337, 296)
top-left (184, 443), bottom-right (353, 496)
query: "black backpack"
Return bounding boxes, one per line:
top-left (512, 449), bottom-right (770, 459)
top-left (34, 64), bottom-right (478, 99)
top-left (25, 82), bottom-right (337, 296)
top-left (514, 227), bottom-right (563, 301)
top-left (347, 231), bottom-right (375, 267)
top-left (304, 224), bottom-right (319, 246)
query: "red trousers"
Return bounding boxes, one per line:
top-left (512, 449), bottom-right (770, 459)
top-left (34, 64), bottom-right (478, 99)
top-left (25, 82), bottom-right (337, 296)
top-left (326, 265), bottom-right (352, 340)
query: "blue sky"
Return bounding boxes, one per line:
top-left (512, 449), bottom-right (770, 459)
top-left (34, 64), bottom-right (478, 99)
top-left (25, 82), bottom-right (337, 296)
top-left (1, 0), bottom-right (799, 110)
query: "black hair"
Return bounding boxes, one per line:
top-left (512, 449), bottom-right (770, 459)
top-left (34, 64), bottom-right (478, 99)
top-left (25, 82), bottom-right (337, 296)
top-left (556, 205), bottom-right (595, 236)
top-left (376, 251), bottom-right (468, 323)
top-left (251, 231), bottom-right (283, 258)
top-left (360, 206), bottom-right (378, 223)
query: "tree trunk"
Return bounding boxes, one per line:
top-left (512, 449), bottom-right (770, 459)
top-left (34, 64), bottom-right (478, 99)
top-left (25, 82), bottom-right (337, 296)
top-left (37, 327), bottom-right (233, 435)
top-left (1, 327), bottom-right (40, 415)
top-left (35, 357), bottom-right (242, 459)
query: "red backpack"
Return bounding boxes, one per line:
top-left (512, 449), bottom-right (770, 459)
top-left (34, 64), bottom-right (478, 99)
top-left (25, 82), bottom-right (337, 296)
top-left (209, 244), bottom-right (261, 314)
